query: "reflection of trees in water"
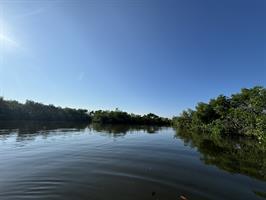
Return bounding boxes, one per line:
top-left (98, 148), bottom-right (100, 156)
top-left (175, 129), bottom-right (266, 181)
top-left (0, 121), bottom-right (165, 142)
top-left (0, 121), bottom-right (88, 142)
top-left (89, 123), bottom-right (163, 137)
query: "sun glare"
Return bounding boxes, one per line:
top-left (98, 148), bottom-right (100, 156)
top-left (0, 16), bottom-right (18, 50)
top-left (0, 33), bottom-right (18, 48)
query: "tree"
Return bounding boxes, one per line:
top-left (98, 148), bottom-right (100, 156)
top-left (173, 86), bottom-right (266, 139)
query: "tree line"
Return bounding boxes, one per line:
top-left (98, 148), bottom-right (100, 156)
top-left (0, 98), bottom-right (170, 125)
top-left (90, 110), bottom-right (170, 125)
top-left (172, 86), bottom-right (266, 139)
top-left (2, 86), bottom-right (265, 131)
top-left (0, 98), bottom-right (90, 121)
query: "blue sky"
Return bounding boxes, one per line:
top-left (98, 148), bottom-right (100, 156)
top-left (0, 0), bottom-right (265, 117)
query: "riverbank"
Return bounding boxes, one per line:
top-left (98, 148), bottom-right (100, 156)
top-left (173, 86), bottom-right (266, 139)
top-left (0, 98), bottom-right (170, 126)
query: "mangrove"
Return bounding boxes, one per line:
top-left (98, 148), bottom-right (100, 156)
top-left (173, 86), bottom-right (266, 139)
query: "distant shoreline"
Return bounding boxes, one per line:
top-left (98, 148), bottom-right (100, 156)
top-left (0, 98), bottom-right (171, 126)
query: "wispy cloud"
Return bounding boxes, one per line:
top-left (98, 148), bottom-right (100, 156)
top-left (15, 8), bottom-right (45, 19)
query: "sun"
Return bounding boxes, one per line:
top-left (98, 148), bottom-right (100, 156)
top-left (0, 17), bottom-right (18, 50)
top-left (0, 33), bottom-right (18, 48)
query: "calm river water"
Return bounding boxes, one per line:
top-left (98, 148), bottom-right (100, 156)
top-left (0, 121), bottom-right (265, 200)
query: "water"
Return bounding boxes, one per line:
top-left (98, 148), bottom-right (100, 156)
top-left (0, 121), bottom-right (265, 200)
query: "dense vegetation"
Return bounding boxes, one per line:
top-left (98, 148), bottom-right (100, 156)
top-left (173, 86), bottom-right (266, 139)
top-left (0, 98), bottom-right (90, 121)
top-left (0, 98), bottom-right (170, 125)
top-left (90, 110), bottom-right (171, 126)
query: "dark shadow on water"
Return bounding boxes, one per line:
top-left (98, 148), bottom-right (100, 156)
top-left (175, 128), bottom-right (266, 181)
top-left (0, 120), bottom-right (89, 143)
top-left (89, 123), bottom-right (164, 137)
top-left (0, 121), bottom-right (165, 142)
top-left (0, 120), bottom-right (88, 133)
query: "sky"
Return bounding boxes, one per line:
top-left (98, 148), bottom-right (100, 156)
top-left (0, 0), bottom-right (265, 117)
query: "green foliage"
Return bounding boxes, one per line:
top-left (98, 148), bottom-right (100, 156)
top-left (0, 98), bottom-right (90, 121)
top-left (90, 110), bottom-right (171, 125)
top-left (0, 98), bottom-right (170, 125)
top-left (173, 86), bottom-right (266, 139)
top-left (254, 191), bottom-right (266, 199)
